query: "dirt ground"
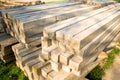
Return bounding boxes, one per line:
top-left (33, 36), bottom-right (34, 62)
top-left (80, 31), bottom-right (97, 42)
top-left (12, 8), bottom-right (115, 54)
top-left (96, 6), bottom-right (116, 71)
top-left (103, 54), bottom-right (120, 80)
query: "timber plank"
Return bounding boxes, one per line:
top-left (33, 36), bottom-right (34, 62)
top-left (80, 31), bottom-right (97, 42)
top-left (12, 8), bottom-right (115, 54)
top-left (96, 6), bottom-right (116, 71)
top-left (6, 2), bottom-right (82, 19)
top-left (16, 6), bottom-right (97, 44)
top-left (60, 52), bottom-right (73, 65)
top-left (69, 55), bottom-right (83, 71)
top-left (71, 9), bottom-right (120, 50)
top-left (32, 61), bottom-right (49, 80)
top-left (20, 49), bottom-right (41, 66)
top-left (43, 6), bottom-right (112, 39)
top-left (41, 46), bottom-right (57, 60)
top-left (41, 64), bottom-right (52, 77)
top-left (1, 2), bottom-right (82, 18)
top-left (80, 20), bottom-right (120, 69)
top-left (51, 61), bottom-right (62, 72)
top-left (51, 48), bottom-right (61, 63)
top-left (56, 7), bottom-right (119, 43)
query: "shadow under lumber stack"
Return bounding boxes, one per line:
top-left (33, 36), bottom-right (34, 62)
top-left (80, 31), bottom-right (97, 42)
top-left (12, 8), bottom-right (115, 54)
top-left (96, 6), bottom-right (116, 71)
top-left (0, 17), bottom-right (3, 32)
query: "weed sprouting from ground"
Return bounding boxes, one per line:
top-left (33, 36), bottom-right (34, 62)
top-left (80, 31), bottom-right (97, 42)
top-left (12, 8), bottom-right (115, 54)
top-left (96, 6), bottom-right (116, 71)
top-left (0, 60), bottom-right (28, 80)
top-left (87, 46), bottom-right (120, 80)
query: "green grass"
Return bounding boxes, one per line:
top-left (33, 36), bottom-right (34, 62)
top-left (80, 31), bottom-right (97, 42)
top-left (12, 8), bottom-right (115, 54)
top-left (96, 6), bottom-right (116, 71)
top-left (87, 66), bottom-right (105, 80)
top-left (0, 60), bottom-right (28, 80)
top-left (102, 48), bottom-right (120, 70)
top-left (87, 46), bottom-right (120, 80)
top-left (116, 0), bottom-right (120, 2)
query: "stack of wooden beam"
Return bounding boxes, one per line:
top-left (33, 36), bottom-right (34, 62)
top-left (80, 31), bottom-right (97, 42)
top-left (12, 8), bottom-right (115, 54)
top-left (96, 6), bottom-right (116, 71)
top-left (9, 2), bottom-right (101, 80)
top-left (0, 10), bottom-right (17, 63)
top-left (39, 4), bottom-right (120, 79)
top-left (1, 2), bottom-right (100, 48)
top-left (1, 1), bottom-right (120, 80)
top-left (0, 2), bottom-right (81, 34)
top-left (0, 0), bottom-right (44, 10)
top-left (0, 11), bottom-right (18, 63)
top-left (11, 3), bottom-right (120, 80)
top-left (12, 43), bottom-right (42, 79)
top-left (12, 37), bottom-right (116, 80)
top-left (85, 0), bottom-right (117, 6)
top-left (103, 32), bottom-right (120, 53)
top-left (12, 42), bottom-right (83, 80)
top-left (12, 43), bottom-right (82, 80)
top-left (0, 33), bottom-right (18, 63)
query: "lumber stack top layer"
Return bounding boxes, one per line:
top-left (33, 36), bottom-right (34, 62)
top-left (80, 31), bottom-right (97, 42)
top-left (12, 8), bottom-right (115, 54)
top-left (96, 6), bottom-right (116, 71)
top-left (0, 2), bottom-right (82, 18)
top-left (2, 2), bottom-right (100, 48)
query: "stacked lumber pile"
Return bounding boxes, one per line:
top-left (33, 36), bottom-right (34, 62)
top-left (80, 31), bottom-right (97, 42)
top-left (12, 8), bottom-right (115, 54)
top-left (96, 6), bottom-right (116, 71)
top-left (0, 33), bottom-right (18, 63)
top-left (0, 0), bottom-right (44, 10)
top-left (1, 1), bottom-right (120, 80)
top-left (8, 2), bottom-right (100, 80)
top-left (12, 43), bottom-right (42, 78)
top-left (0, 1), bottom-right (22, 63)
top-left (0, 0), bottom-right (45, 63)
top-left (86, 0), bottom-right (117, 6)
top-left (0, 0), bottom-right (46, 63)
top-left (1, 2), bottom-right (99, 48)
top-left (38, 4), bottom-right (120, 79)
top-left (103, 32), bottom-right (120, 53)
top-left (70, 0), bottom-right (117, 6)
top-left (12, 43), bottom-right (91, 80)
top-left (0, 11), bottom-right (17, 63)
